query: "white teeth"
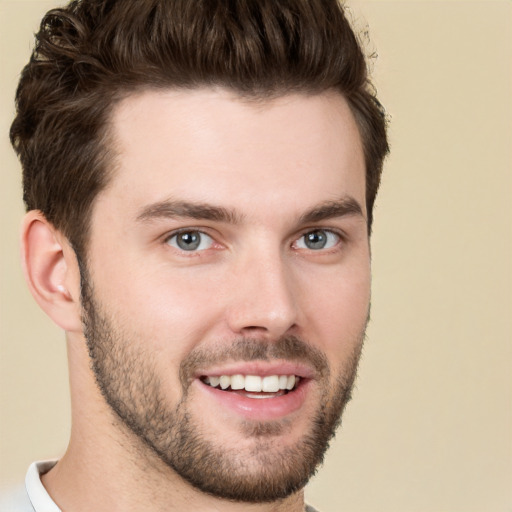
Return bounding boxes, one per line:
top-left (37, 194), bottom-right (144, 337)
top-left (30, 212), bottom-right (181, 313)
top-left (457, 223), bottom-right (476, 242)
top-left (209, 376), bottom-right (220, 387)
top-left (262, 375), bottom-right (280, 392)
top-left (203, 374), bottom-right (299, 393)
top-left (230, 374), bottom-right (245, 390)
top-left (245, 375), bottom-right (262, 392)
top-left (286, 375), bottom-right (296, 391)
top-left (219, 375), bottom-right (230, 390)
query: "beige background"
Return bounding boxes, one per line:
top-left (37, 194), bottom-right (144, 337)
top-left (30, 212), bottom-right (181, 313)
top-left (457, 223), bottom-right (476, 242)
top-left (1, 1), bottom-right (510, 511)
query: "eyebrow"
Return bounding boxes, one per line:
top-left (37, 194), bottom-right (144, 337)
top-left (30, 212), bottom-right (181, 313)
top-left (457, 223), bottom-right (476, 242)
top-left (136, 196), bottom-right (364, 225)
top-left (298, 196), bottom-right (365, 224)
top-left (136, 200), bottom-right (243, 224)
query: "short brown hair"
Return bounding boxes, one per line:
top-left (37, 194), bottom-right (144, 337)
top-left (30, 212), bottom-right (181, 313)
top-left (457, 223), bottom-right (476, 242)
top-left (10, 0), bottom-right (389, 256)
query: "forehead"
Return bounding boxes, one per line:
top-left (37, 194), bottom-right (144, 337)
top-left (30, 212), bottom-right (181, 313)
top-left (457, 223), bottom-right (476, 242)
top-left (99, 88), bottom-right (366, 221)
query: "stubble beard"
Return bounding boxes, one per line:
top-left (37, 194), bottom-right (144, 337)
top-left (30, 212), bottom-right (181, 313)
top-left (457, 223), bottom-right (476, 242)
top-left (80, 271), bottom-right (365, 503)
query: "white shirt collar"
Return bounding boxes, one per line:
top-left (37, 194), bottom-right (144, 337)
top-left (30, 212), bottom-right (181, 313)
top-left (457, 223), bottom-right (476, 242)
top-left (25, 461), bottom-right (61, 512)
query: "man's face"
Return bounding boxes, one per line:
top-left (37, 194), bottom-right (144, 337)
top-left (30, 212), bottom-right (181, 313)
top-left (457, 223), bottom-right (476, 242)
top-left (81, 89), bottom-right (370, 502)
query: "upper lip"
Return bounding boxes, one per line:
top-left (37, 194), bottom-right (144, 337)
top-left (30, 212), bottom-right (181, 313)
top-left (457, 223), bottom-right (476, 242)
top-left (194, 361), bottom-right (316, 380)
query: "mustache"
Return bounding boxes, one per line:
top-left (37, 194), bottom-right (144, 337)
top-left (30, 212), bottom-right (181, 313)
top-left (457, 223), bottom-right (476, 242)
top-left (179, 335), bottom-right (329, 388)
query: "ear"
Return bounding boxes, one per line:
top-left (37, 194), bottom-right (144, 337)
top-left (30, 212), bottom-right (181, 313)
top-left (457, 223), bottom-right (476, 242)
top-left (21, 210), bottom-right (83, 332)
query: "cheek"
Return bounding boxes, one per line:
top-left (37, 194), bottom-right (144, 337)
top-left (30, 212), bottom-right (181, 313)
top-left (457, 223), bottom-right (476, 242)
top-left (92, 260), bottom-right (227, 356)
top-left (298, 260), bottom-right (370, 363)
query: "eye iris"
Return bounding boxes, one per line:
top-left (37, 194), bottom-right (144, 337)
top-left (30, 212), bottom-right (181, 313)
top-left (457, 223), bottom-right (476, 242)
top-left (305, 230), bottom-right (327, 250)
top-left (177, 232), bottom-right (201, 251)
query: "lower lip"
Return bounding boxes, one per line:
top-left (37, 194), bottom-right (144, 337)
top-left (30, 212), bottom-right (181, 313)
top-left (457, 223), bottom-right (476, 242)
top-left (196, 379), bottom-right (311, 421)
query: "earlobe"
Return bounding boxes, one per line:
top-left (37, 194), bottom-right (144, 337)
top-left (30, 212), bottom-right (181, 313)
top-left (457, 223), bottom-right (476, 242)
top-left (21, 211), bottom-right (82, 332)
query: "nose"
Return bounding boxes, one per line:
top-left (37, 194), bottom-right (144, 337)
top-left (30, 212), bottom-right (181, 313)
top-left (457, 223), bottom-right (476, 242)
top-left (225, 249), bottom-right (299, 339)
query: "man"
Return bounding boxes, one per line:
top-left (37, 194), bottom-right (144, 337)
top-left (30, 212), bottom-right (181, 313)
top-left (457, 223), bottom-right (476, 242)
top-left (4, 0), bottom-right (388, 510)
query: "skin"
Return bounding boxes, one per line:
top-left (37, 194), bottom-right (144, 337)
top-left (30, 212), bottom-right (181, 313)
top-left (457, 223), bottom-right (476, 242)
top-left (24, 88), bottom-right (370, 512)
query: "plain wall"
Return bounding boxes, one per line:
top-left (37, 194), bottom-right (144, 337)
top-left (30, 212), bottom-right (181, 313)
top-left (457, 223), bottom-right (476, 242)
top-left (1, 1), bottom-right (510, 511)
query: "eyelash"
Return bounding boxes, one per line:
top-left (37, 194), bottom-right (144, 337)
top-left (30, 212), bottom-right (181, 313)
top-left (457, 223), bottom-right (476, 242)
top-left (163, 227), bottom-right (345, 254)
top-left (164, 228), bottom-right (217, 253)
top-left (293, 229), bottom-right (343, 252)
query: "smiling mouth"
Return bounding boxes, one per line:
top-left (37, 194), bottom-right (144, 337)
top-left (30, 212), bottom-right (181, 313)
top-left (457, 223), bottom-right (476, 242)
top-left (200, 374), bottom-right (301, 398)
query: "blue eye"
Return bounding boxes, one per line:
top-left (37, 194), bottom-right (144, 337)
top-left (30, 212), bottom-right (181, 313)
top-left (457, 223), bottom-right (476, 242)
top-left (295, 230), bottom-right (340, 250)
top-left (167, 231), bottom-right (214, 251)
